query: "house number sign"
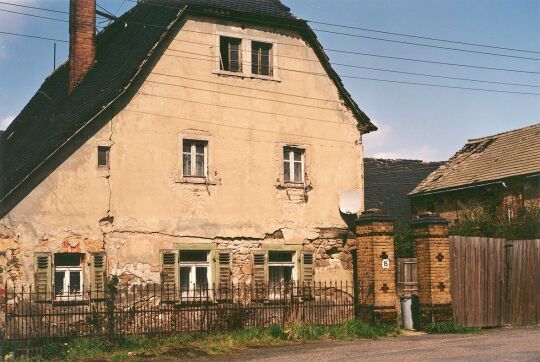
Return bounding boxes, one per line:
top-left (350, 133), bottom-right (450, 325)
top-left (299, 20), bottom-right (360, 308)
top-left (382, 259), bottom-right (390, 269)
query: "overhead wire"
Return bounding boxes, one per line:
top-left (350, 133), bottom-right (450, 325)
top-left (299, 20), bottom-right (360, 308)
top-left (0, 1), bottom-right (538, 95)
top-left (1, 5), bottom-right (540, 76)
top-left (0, 7), bottom-right (68, 22)
top-left (116, 0), bottom-right (540, 54)
top-left (158, 51), bottom-right (540, 96)
top-left (170, 39), bottom-right (540, 88)
top-left (307, 20), bottom-right (540, 55)
top-left (0, 1), bottom-right (68, 14)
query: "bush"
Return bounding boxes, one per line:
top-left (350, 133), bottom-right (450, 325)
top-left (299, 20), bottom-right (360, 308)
top-left (394, 221), bottom-right (414, 258)
top-left (451, 203), bottom-right (540, 239)
top-left (424, 321), bottom-right (480, 334)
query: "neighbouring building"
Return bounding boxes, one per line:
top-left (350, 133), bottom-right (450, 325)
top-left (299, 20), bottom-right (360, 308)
top-left (409, 123), bottom-right (540, 222)
top-left (0, 0), bottom-right (376, 299)
top-left (364, 158), bottom-right (443, 221)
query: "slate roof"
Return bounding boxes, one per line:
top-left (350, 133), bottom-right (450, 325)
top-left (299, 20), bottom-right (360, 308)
top-left (410, 123), bottom-right (540, 196)
top-left (0, 0), bottom-right (374, 208)
top-left (364, 158), bottom-right (443, 220)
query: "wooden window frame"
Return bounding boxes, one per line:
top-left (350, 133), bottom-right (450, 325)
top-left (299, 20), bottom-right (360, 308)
top-left (283, 146), bottom-right (305, 184)
top-left (219, 36), bottom-right (242, 73)
top-left (251, 41), bottom-right (273, 76)
top-left (179, 250), bottom-right (212, 300)
top-left (182, 139), bottom-right (208, 178)
top-left (53, 253), bottom-right (84, 302)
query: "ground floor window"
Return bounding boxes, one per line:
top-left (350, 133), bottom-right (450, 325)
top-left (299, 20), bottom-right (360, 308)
top-left (179, 250), bottom-right (211, 300)
top-left (269, 251), bottom-right (295, 285)
top-left (54, 253), bottom-right (83, 299)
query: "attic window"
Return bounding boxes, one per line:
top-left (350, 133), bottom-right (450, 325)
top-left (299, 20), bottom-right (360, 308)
top-left (252, 41), bottom-right (273, 76)
top-left (98, 146), bottom-right (110, 168)
top-left (220, 36), bottom-right (242, 73)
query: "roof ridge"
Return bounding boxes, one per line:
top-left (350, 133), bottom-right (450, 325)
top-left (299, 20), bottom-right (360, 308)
top-left (467, 122), bottom-right (540, 143)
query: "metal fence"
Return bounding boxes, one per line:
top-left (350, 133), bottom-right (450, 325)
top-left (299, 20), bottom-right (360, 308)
top-left (2, 281), bottom-right (354, 341)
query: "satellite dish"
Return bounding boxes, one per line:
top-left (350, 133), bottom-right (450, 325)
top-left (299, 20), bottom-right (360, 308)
top-left (339, 190), bottom-right (362, 215)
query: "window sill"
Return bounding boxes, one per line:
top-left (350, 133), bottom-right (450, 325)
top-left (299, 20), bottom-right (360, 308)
top-left (52, 298), bottom-right (88, 306)
top-left (175, 177), bottom-right (218, 185)
top-left (212, 70), bottom-right (280, 82)
top-left (97, 167), bottom-right (110, 177)
top-left (277, 182), bottom-right (311, 190)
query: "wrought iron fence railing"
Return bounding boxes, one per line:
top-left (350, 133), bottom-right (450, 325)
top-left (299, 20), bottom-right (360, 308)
top-left (1, 281), bottom-right (355, 341)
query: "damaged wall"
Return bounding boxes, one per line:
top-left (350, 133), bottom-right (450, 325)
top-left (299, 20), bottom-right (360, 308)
top-left (0, 16), bottom-right (364, 288)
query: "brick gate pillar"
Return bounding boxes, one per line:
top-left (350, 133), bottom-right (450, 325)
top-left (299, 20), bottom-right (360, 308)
top-left (412, 213), bottom-right (453, 328)
top-left (355, 209), bottom-right (397, 324)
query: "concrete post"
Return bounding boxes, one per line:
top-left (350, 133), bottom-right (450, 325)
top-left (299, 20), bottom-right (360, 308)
top-left (355, 209), bottom-right (397, 324)
top-left (412, 213), bottom-right (453, 328)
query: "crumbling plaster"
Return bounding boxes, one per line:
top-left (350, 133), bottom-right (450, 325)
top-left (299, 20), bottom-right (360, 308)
top-left (0, 16), bottom-right (364, 287)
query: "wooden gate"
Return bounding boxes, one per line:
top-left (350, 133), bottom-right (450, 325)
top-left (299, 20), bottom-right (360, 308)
top-left (450, 236), bottom-right (540, 327)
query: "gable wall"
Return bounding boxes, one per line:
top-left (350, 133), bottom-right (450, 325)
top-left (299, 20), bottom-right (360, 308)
top-left (0, 16), bottom-right (363, 287)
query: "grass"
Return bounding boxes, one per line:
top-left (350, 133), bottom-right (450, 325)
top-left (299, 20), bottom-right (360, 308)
top-left (424, 321), bottom-right (481, 334)
top-left (4, 320), bottom-right (400, 361)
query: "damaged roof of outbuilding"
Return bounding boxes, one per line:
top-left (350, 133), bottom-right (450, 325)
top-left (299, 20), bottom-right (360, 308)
top-left (409, 122), bottom-right (540, 196)
top-left (0, 0), bottom-right (375, 207)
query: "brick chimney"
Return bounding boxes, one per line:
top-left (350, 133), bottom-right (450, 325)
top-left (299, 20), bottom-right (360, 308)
top-left (69, 0), bottom-right (96, 93)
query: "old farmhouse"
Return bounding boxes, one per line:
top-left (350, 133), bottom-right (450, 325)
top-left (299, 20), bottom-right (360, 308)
top-left (0, 0), bottom-right (376, 300)
top-left (409, 123), bottom-right (540, 222)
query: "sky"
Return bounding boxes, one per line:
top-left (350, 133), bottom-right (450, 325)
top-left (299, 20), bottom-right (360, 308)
top-left (0, 0), bottom-right (539, 161)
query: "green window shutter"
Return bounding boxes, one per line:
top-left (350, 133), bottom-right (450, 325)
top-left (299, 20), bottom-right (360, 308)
top-left (217, 251), bottom-right (232, 286)
top-left (300, 252), bottom-right (314, 284)
top-left (215, 251), bottom-right (232, 301)
top-left (252, 250), bottom-right (268, 301)
top-left (252, 251), bottom-right (268, 285)
top-left (34, 253), bottom-right (52, 302)
top-left (160, 250), bottom-right (178, 302)
top-left (91, 253), bottom-right (107, 299)
top-left (300, 252), bottom-right (315, 299)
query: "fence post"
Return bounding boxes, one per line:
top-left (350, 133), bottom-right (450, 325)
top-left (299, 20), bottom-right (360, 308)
top-left (355, 209), bottom-right (397, 324)
top-left (412, 213), bottom-right (453, 328)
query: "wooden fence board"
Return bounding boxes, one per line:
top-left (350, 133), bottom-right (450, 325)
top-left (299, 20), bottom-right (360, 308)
top-left (450, 236), bottom-right (540, 327)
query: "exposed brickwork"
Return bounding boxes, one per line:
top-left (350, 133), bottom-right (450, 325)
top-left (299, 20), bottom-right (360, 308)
top-left (69, 0), bottom-right (96, 92)
top-left (355, 209), bottom-right (397, 324)
top-left (412, 214), bottom-right (453, 327)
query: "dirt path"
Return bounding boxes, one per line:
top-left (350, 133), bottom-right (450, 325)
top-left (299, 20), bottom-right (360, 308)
top-left (201, 326), bottom-right (540, 362)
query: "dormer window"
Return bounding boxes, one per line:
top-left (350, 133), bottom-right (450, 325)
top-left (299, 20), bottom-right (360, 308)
top-left (220, 36), bottom-right (242, 73)
top-left (252, 41), bottom-right (273, 76)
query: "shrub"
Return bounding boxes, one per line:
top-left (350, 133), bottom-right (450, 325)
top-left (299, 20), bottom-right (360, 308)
top-left (394, 220), bottom-right (414, 258)
top-left (451, 203), bottom-right (540, 239)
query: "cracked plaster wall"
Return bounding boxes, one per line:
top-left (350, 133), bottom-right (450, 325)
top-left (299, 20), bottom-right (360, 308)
top-left (0, 16), bottom-right (364, 287)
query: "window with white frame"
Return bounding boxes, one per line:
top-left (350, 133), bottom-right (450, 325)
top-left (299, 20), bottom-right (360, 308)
top-left (268, 251), bottom-right (295, 285)
top-left (179, 250), bottom-right (211, 299)
top-left (183, 140), bottom-right (208, 178)
top-left (252, 41), bottom-right (273, 76)
top-left (54, 254), bottom-right (83, 299)
top-left (283, 147), bottom-right (304, 183)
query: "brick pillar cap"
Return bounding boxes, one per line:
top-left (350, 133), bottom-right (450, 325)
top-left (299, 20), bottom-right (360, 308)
top-left (356, 208), bottom-right (394, 225)
top-left (411, 212), bottom-right (449, 228)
